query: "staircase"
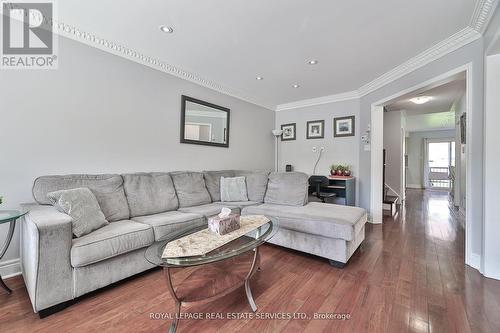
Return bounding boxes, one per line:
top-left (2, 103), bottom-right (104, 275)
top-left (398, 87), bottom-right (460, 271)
top-left (383, 184), bottom-right (400, 216)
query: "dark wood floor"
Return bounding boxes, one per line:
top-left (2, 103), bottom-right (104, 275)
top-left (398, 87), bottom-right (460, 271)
top-left (2, 189), bottom-right (500, 332)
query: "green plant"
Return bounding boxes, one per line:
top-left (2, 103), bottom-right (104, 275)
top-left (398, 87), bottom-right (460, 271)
top-left (330, 164), bottom-right (338, 171)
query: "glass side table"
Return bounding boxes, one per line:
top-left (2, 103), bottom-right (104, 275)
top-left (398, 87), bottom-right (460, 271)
top-left (0, 210), bottom-right (27, 294)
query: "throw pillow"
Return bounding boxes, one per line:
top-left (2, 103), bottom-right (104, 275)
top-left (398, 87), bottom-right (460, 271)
top-left (220, 176), bottom-right (249, 202)
top-left (47, 187), bottom-right (109, 237)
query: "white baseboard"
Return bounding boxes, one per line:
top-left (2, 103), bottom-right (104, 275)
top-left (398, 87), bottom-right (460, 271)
top-left (0, 258), bottom-right (21, 279)
top-left (406, 184), bottom-right (423, 189)
top-left (467, 253), bottom-right (481, 271)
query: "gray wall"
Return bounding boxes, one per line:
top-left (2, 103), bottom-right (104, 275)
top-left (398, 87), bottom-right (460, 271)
top-left (358, 38), bottom-right (484, 256)
top-left (485, 5), bottom-right (500, 53)
top-left (406, 130), bottom-right (455, 188)
top-left (484, 4), bottom-right (500, 279)
top-left (454, 93), bottom-right (467, 209)
top-left (275, 99), bottom-right (360, 203)
top-left (383, 111), bottom-right (403, 197)
top-left (0, 36), bottom-right (274, 274)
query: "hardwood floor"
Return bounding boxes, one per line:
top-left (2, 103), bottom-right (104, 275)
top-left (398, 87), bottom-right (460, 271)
top-left (2, 189), bottom-right (500, 332)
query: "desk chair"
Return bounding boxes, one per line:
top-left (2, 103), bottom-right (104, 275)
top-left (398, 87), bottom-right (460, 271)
top-left (309, 176), bottom-right (337, 203)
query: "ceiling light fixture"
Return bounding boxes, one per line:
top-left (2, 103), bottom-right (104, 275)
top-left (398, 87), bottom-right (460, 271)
top-left (308, 60), bottom-right (318, 65)
top-left (410, 96), bottom-right (432, 104)
top-left (292, 84), bottom-right (300, 88)
top-left (256, 76), bottom-right (263, 80)
top-left (159, 25), bottom-right (174, 34)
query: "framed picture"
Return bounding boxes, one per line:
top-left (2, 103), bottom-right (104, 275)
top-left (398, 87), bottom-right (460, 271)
top-left (306, 120), bottom-right (324, 139)
top-left (281, 123), bottom-right (296, 141)
top-left (334, 116), bottom-right (355, 137)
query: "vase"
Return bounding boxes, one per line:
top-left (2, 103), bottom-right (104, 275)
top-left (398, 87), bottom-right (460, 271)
top-left (344, 170), bottom-right (351, 176)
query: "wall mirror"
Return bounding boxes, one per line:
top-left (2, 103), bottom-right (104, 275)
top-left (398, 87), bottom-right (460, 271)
top-left (180, 95), bottom-right (230, 148)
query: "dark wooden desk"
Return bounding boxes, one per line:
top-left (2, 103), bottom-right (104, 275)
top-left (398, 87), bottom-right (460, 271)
top-left (325, 176), bottom-right (356, 206)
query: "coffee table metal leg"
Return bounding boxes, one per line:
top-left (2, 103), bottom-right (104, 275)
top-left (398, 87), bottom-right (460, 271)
top-left (163, 268), bottom-right (181, 333)
top-left (0, 219), bottom-right (16, 294)
top-left (244, 247), bottom-right (260, 312)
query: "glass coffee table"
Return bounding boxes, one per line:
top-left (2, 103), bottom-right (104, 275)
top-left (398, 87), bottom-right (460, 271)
top-left (145, 215), bottom-right (278, 333)
top-left (0, 210), bottom-right (28, 294)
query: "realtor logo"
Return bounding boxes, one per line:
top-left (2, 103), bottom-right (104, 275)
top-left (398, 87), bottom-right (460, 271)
top-left (1, 1), bottom-right (58, 69)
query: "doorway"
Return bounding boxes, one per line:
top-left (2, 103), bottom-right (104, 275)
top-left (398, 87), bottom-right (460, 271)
top-left (370, 64), bottom-right (474, 269)
top-left (424, 139), bottom-right (455, 190)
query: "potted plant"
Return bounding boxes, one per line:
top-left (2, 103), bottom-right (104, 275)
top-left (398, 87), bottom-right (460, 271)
top-left (0, 196), bottom-right (3, 205)
top-left (336, 165), bottom-right (345, 176)
top-left (330, 164), bottom-right (338, 176)
top-left (343, 165), bottom-right (352, 176)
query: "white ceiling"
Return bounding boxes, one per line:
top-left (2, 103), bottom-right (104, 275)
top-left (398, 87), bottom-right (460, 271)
top-left (386, 74), bottom-right (466, 132)
top-left (59, 0), bottom-right (478, 108)
top-left (385, 75), bottom-right (466, 115)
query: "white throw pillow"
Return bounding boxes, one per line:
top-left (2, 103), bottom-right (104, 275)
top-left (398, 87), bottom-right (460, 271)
top-left (220, 176), bottom-right (249, 202)
top-left (47, 187), bottom-right (109, 237)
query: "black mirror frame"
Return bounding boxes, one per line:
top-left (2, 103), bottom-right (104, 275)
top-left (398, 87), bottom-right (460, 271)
top-left (180, 95), bottom-right (230, 148)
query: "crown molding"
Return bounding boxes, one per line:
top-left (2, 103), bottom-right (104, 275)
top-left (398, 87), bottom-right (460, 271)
top-left (275, 90), bottom-right (360, 111)
top-left (470, 0), bottom-right (499, 33)
top-left (51, 1), bottom-right (496, 113)
top-left (275, 27), bottom-right (480, 111)
top-left (52, 21), bottom-right (275, 111)
top-left (357, 27), bottom-right (481, 97)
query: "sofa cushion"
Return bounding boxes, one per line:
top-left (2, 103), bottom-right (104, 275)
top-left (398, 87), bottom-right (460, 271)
top-left (132, 211), bottom-right (205, 241)
top-left (203, 170), bottom-right (235, 201)
top-left (171, 172), bottom-right (212, 207)
top-left (33, 174), bottom-right (130, 222)
top-left (264, 172), bottom-right (309, 206)
top-left (220, 176), bottom-right (248, 202)
top-left (234, 170), bottom-right (269, 202)
top-left (178, 203), bottom-right (240, 218)
top-left (47, 188), bottom-right (109, 237)
top-left (214, 201), bottom-right (261, 209)
top-left (71, 220), bottom-right (154, 268)
top-left (123, 172), bottom-right (178, 217)
top-left (241, 202), bottom-right (367, 241)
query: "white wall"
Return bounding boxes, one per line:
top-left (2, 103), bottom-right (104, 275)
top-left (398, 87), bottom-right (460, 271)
top-left (383, 111), bottom-right (403, 197)
top-left (406, 130), bottom-right (456, 188)
top-left (0, 36), bottom-right (275, 276)
top-left (484, 53), bottom-right (500, 279)
top-left (275, 99), bottom-right (360, 202)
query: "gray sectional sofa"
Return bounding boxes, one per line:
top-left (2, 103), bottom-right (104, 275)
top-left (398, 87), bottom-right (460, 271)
top-left (20, 170), bottom-right (366, 316)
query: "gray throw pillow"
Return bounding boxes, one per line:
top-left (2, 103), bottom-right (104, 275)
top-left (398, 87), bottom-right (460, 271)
top-left (220, 176), bottom-right (249, 202)
top-left (47, 187), bottom-right (109, 237)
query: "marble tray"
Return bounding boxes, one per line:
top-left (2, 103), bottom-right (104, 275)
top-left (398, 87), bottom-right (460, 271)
top-left (162, 215), bottom-right (270, 258)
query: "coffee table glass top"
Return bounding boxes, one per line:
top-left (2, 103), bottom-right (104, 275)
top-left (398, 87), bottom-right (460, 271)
top-left (0, 210), bottom-right (27, 224)
top-left (145, 216), bottom-right (278, 268)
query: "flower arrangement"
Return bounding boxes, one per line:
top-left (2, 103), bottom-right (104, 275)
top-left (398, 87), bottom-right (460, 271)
top-left (330, 164), bottom-right (351, 176)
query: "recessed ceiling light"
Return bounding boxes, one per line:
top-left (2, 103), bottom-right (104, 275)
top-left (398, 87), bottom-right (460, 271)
top-left (410, 96), bottom-right (432, 104)
top-left (292, 84), bottom-right (300, 88)
top-left (256, 76), bottom-right (263, 80)
top-left (308, 60), bottom-right (318, 65)
top-left (159, 25), bottom-right (174, 34)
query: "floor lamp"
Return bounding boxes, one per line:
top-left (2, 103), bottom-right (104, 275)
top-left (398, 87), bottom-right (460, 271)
top-left (272, 129), bottom-right (283, 172)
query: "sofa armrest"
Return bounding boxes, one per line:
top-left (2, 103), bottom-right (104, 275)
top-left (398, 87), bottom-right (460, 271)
top-left (20, 204), bottom-right (74, 312)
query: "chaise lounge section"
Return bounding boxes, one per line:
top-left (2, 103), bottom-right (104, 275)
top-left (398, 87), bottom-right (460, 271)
top-left (241, 172), bottom-right (367, 267)
top-left (20, 170), bottom-right (366, 316)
